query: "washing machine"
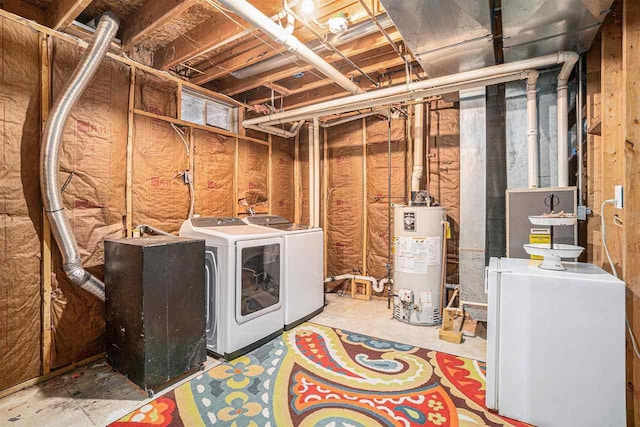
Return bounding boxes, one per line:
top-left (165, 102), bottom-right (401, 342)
top-left (180, 217), bottom-right (284, 360)
top-left (242, 215), bottom-right (324, 330)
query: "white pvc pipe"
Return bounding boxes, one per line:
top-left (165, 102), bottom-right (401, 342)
top-left (425, 102), bottom-right (430, 191)
top-left (217, 0), bottom-right (362, 96)
top-left (244, 52), bottom-right (580, 128)
top-left (374, 277), bottom-right (392, 293)
top-left (245, 120), bottom-right (305, 138)
top-left (411, 100), bottom-right (424, 194)
top-left (313, 117), bottom-right (321, 228)
top-left (557, 52), bottom-right (579, 187)
top-left (526, 70), bottom-right (539, 188)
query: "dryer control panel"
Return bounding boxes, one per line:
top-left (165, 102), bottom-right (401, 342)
top-left (192, 217), bottom-right (244, 227)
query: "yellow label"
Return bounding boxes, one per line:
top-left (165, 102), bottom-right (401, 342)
top-left (444, 222), bottom-right (451, 239)
top-left (529, 233), bottom-right (550, 260)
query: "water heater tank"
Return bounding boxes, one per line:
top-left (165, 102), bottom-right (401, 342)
top-left (393, 206), bottom-right (446, 325)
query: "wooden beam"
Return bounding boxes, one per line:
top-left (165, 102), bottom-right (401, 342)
top-left (39, 33), bottom-right (52, 375)
top-left (323, 127), bottom-right (328, 277)
top-left (126, 68), bottom-right (136, 237)
top-left (624, 0), bottom-right (640, 296)
top-left (248, 50), bottom-right (405, 105)
top-left (233, 137), bottom-right (239, 216)
top-left (133, 108), bottom-right (269, 145)
top-left (215, 29), bottom-right (401, 96)
top-left (601, 2), bottom-right (625, 277)
top-left (46, 0), bottom-right (91, 30)
top-left (120, 0), bottom-right (196, 50)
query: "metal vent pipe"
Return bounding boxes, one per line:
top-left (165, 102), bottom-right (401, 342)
top-left (40, 13), bottom-right (120, 301)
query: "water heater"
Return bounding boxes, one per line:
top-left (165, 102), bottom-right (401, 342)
top-left (393, 206), bottom-right (446, 325)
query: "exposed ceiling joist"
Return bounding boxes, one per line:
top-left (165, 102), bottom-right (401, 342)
top-left (120, 0), bottom-right (196, 49)
top-left (47, 0), bottom-right (92, 30)
top-left (215, 28), bottom-right (402, 96)
top-left (153, 13), bottom-right (248, 70)
top-left (189, 0), bottom-right (371, 85)
top-left (248, 49), bottom-right (405, 105)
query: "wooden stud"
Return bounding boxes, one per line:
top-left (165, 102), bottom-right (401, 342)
top-left (362, 118), bottom-right (368, 275)
top-left (233, 138), bottom-right (239, 217)
top-left (601, 3), bottom-right (625, 278)
top-left (126, 68), bottom-right (136, 237)
top-left (39, 33), bottom-right (52, 375)
top-left (294, 133), bottom-right (301, 224)
top-left (268, 135), bottom-right (273, 214)
top-left (323, 127), bottom-right (329, 277)
top-left (132, 109), bottom-right (268, 145)
top-left (189, 127), bottom-right (195, 216)
top-left (176, 82), bottom-right (183, 120)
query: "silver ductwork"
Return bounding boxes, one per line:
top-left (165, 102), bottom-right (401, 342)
top-left (40, 13), bottom-right (120, 301)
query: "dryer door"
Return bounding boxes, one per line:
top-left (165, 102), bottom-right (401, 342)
top-left (205, 248), bottom-right (218, 353)
top-left (235, 237), bottom-right (283, 324)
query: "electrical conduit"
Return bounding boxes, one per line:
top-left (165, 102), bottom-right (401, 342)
top-left (40, 13), bottom-right (119, 301)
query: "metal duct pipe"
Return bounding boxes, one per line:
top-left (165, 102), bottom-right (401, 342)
top-left (557, 51), bottom-right (579, 187)
top-left (217, 0), bottom-right (363, 95)
top-left (411, 100), bottom-right (424, 194)
top-left (244, 52), bottom-right (580, 128)
top-left (232, 15), bottom-right (394, 79)
top-left (526, 70), bottom-right (540, 188)
top-left (40, 13), bottom-right (119, 302)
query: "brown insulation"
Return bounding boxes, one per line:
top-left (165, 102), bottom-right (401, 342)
top-left (81, 0), bottom-right (145, 22)
top-left (271, 135), bottom-right (295, 221)
top-left (366, 117), bottom-right (407, 281)
top-left (326, 120), bottom-right (364, 277)
top-left (135, 70), bottom-right (178, 118)
top-left (50, 39), bottom-right (129, 367)
top-left (428, 100), bottom-right (460, 283)
top-left (0, 17), bottom-right (42, 390)
top-left (238, 129), bottom-right (269, 215)
top-left (194, 129), bottom-right (234, 217)
top-left (132, 116), bottom-right (190, 234)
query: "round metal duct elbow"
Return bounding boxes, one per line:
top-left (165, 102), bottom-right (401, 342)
top-left (40, 13), bottom-right (120, 301)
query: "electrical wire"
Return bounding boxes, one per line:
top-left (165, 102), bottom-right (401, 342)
top-left (170, 124), bottom-right (195, 219)
top-left (600, 198), bottom-right (640, 359)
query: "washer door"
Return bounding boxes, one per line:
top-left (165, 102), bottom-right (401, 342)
top-left (235, 237), bottom-right (283, 324)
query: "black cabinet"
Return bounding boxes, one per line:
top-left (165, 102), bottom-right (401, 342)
top-left (104, 236), bottom-right (206, 394)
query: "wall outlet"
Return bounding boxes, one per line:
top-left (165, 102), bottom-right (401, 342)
top-left (614, 185), bottom-right (624, 209)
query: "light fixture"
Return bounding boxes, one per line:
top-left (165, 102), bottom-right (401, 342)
top-left (301, 0), bottom-right (315, 14)
top-left (328, 13), bottom-right (348, 34)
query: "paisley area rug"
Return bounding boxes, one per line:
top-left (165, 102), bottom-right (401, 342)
top-left (111, 323), bottom-right (529, 426)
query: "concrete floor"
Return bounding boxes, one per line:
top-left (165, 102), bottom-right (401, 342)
top-left (315, 293), bottom-right (487, 362)
top-left (0, 294), bottom-right (486, 426)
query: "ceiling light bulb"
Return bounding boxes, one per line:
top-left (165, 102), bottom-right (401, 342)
top-left (301, 0), bottom-right (315, 14)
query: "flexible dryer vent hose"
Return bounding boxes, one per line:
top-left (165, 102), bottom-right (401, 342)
top-left (40, 13), bottom-right (120, 302)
